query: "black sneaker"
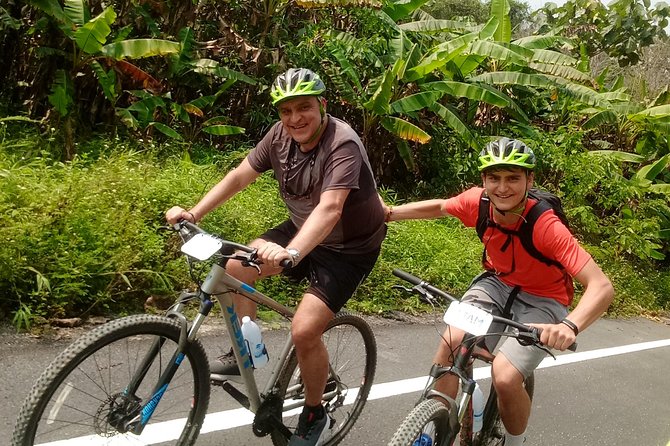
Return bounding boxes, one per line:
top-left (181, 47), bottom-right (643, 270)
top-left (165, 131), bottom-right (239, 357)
top-left (209, 348), bottom-right (241, 383)
top-left (288, 406), bottom-right (331, 446)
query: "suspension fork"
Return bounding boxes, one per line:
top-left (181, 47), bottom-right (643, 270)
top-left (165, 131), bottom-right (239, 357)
top-left (124, 293), bottom-right (214, 434)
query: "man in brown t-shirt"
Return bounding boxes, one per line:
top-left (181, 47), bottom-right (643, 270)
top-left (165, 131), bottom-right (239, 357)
top-left (166, 68), bottom-right (385, 445)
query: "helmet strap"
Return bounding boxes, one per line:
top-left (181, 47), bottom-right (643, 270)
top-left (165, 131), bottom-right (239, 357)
top-left (492, 189), bottom-right (529, 220)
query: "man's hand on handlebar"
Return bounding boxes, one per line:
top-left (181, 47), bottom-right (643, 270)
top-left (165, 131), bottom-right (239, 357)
top-left (530, 322), bottom-right (577, 351)
top-left (256, 241), bottom-right (294, 268)
top-left (166, 206), bottom-right (197, 225)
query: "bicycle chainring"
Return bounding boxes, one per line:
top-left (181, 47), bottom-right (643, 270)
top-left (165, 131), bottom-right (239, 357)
top-left (252, 394), bottom-right (284, 437)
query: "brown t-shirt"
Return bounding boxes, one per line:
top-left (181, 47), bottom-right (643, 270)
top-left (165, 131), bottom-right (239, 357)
top-left (247, 115), bottom-right (385, 254)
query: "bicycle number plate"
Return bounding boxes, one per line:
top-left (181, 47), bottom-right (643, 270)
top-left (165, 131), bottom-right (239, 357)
top-left (443, 301), bottom-right (493, 336)
top-left (181, 233), bottom-right (223, 260)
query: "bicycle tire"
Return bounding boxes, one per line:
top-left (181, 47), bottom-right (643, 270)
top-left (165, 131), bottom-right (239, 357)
top-left (471, 372), bottom-right (535, 446)
top-left (388, 399), bottom-right (456, 446)
top-left (270, 311), bottom-right (377, 446)
top-left (12, 314), bottom-right (210, 446)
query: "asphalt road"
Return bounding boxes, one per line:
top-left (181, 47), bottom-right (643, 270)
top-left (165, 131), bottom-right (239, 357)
top-left (2, 315), bottom-right (670, 445)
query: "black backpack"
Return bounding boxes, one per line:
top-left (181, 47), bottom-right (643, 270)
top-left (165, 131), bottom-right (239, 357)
top-left (475, 188), bottom-right (570, 269)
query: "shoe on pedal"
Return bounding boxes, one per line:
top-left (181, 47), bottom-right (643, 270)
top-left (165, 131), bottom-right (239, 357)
top-left (288, 405), bottom-right (331, 446)
top-left (209, 347), bottom-right (242, 384)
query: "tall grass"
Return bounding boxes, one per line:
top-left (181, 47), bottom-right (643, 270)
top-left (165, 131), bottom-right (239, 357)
top-left (1, 128), bottom-right (668, 327)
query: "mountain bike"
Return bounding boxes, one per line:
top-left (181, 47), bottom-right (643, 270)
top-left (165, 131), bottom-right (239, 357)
top-left (387, 268), bottom-right (576, 446)
top-left (12, 220), bottom-right (377, 446)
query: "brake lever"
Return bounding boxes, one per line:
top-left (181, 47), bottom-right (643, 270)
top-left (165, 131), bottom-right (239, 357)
top-left (240, 249), bottom-right (262, 275)
top-left (516, 329), bottom-right (557, 360)
top-left (392, 285), bottom-right (414, 293)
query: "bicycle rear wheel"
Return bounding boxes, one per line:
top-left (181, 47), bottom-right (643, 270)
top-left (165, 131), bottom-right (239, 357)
top-left (471, 373), bottom-right (535, 446)
top-left (388, 399), bottom-right (456, 446)
top-left (12, 314), bottom-right (210, 446)
top-left (271, 311), bottom-right (377, 446)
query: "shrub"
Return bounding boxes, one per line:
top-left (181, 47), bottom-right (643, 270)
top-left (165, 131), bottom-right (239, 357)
top-left (1, 129), bottom-right (668, 328)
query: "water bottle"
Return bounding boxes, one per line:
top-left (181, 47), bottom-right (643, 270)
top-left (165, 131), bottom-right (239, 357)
top-left (472, 382), bottom-right (485, 433)
top-left (412, 433), bottom-right (433, 446)
top-left (241, 316), bottom-right (269, 369)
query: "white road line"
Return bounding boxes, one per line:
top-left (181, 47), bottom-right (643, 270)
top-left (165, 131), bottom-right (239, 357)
top-left (366, 338), bottom-right (670, 400)
top-left (37, 339), bottom-right (670, 445)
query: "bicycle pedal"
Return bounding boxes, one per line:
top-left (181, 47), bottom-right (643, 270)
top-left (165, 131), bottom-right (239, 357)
top-left (210, 373), bottom-right (243, 385)
top-left (324, 380), bottom-right (337, 393)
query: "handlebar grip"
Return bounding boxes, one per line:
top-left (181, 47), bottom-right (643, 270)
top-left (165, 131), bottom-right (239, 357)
top-left (532, 327), bottom-right (578, 352)
top-left (392, 268), bottom-right (423, 286)
top-left (280, 259), bottom-right (293, 269)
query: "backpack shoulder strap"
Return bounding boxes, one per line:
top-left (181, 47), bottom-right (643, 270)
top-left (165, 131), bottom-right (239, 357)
top-left (476, 190), bottom-right (490, 241)
top-left (518, 201), bottom-right (564, 269)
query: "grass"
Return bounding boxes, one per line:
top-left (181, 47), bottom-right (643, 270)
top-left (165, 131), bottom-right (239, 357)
top-left (0, 128), bottom-right (668, 329)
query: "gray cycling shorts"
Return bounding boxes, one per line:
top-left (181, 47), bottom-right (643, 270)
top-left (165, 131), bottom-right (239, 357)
top-left (462, 273), bottom-right (568, 378)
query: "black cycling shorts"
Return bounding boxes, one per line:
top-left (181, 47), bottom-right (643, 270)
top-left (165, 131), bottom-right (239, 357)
top-left (260, 220), bottom-right (381, 313)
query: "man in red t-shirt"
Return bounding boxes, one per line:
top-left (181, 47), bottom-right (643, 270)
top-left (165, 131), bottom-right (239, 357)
top-left (386, 138), bottom-right (613, 446)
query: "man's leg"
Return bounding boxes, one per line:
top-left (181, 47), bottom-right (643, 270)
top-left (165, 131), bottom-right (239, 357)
top-left (492, 353), bottom-right (530, 442)
top-left (291, 293), bottom-right (335, 406)
top-left (210, 239), bottom-right (283, 381)
top-left (432, 326), bottom-right (466, 399)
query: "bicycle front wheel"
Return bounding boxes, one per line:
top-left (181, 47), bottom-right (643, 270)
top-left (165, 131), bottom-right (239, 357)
top-left (271, 311), bottom-right (377, 446)
top-left (12, 314), bottom-right (210, 446)
top-left (388, 399), bottom-right (456, 446)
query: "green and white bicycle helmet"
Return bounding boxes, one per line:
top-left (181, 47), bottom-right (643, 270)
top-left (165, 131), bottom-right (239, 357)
top-left (478, 138), bottom-right (536, 171)
top-left (270, 68), bottom-right (326, 106)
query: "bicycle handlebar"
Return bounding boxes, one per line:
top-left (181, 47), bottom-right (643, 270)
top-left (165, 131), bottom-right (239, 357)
top-left (392, 268), bottom-right (577, 352)
top-left (174, 220), bottom-right (293, 268)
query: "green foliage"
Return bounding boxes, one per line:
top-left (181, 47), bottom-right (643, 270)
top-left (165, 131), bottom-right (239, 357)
top-left (539, 0), bottom-right (669, 67)
top-left (0, 127), bottom-right (292, 323)
top-left (12, 303), bottom-right (33, 331)
top-left (423, 0), bottom-right (489, 23)
top-left (2, 127), bottom-right (668, 326)
top-left (2, 0), bottom-right (670, 324)
top-left (531, 126), bottom-right (670, 262)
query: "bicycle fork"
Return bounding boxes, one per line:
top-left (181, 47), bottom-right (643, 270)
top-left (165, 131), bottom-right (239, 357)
top-left (117, 294), bottom-right (214, 435)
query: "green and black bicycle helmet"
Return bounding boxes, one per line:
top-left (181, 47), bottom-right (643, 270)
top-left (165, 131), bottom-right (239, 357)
top-left (478, 138), bottom-right (536, 171)
top-left (270, 68), bottom-right (326, 106)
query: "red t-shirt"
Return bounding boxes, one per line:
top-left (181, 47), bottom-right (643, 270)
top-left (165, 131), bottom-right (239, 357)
top-left (443, 187), bottom-right (591, 306)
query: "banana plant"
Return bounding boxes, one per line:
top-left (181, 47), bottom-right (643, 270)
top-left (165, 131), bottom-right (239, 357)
top-left (28, 0), bottom-right (254, 152)
top-left (116, 27), bottom-right (254, 142)
top-left (320, 8), bottom-right (487, 171)
top-left (27, 0), bottom-right (180, 157)
top-left (400, 0), bottom-right (610, 130)
top-left (29, 0), bottom-right (182, 103)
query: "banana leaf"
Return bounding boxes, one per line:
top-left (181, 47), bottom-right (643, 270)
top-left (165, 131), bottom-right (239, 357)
top-left (64, 0), bottom-right (89, 26)
top-left (423, 81), bottom-right (509, 107)
top-left (399, 19), bottom-right (481, 34)
top-left (380, 116), bottom-right (431, 143)
top-left (581, 110), bottom-right (618, 130)
top-left (513, 35), bottom-right (575, 50)
top-left (429, 102), bottom-right (479, 149)
top-left (74, 7), bottom-right (115, 54)
top-left (150, 122), bottom-right (183, 141)
top-left (490, 0), bottom-right (511, 43)
top-left (203, 125), bottom-right (246, 136)
top-left (101, 39), bottom-right (181, 59)
top-left (390, 91), bottom-right (443, 114)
